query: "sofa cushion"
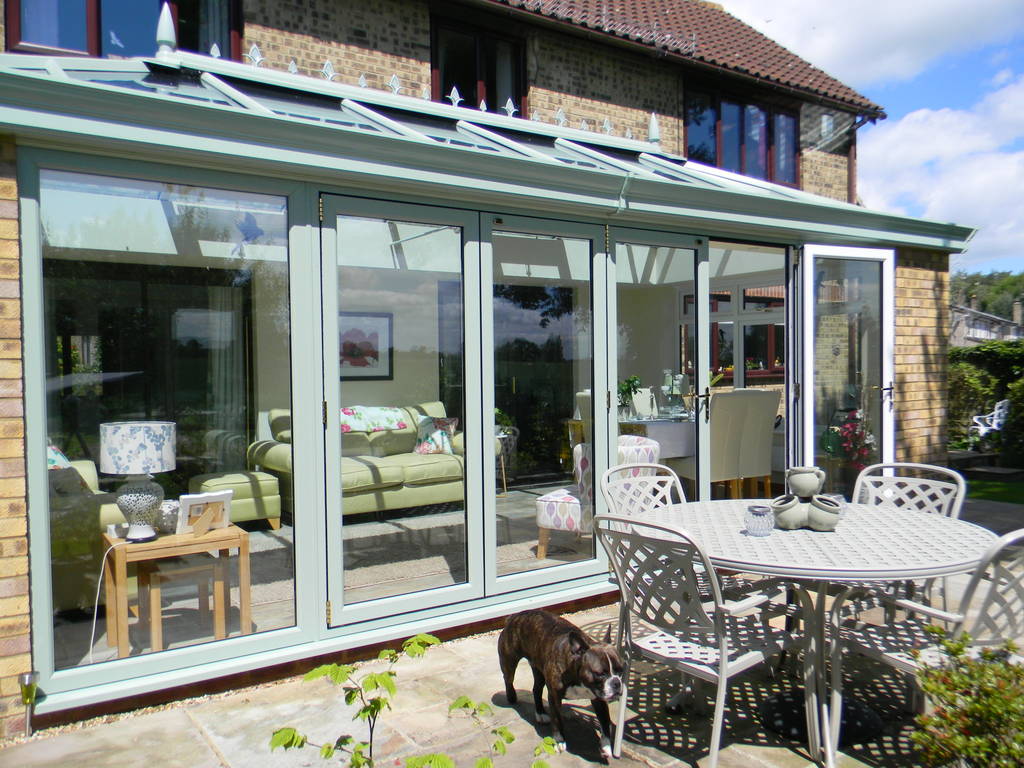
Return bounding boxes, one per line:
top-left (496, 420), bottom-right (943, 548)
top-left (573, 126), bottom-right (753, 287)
top-left (414, 416), bottom-right (458, 454)
top-left (341, 456), bottom-right (406, 493)
top-left (189, 471), bottom-right (280, 501)
top-left (385, 451), bottom-right (464, 485)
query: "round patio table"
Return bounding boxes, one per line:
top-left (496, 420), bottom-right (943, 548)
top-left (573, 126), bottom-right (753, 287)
top-left (635, 499), bottom-right (998, 767)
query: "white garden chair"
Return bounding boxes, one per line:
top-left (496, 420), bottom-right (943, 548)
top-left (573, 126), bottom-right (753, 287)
top-left (595, 513), bottom-right (794, 766)
top-left (828, 528), bottom-right (1024, 754)
top-left (969, 398), bottom-right (1010, 439)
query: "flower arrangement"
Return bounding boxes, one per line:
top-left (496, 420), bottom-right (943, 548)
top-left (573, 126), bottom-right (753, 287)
top-left (821, 409), bottom-right (876, 470)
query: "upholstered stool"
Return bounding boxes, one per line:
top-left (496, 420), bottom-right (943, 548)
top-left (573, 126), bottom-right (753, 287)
top-left (188, 471), bottom-right (282, 529)
top-left (534, 435), bottom-right (659, 559)
top-left (535, 489), bottom-right (583, 558)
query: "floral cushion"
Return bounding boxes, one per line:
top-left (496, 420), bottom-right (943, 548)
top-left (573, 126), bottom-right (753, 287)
top-left (415, 416), bottom-right (459, 455)
top-left (340, 406), bottom-right (409, 434)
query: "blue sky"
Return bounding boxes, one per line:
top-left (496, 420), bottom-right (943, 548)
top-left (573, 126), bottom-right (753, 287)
top-left (719, 0), bottom-right (1024, 274)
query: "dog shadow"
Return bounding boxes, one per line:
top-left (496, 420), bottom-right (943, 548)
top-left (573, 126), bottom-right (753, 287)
top-left (493, 689), bottom-right (613, 764)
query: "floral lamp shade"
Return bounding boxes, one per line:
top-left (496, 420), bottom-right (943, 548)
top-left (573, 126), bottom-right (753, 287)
top-left (99, 422), bottom-right (176, 476)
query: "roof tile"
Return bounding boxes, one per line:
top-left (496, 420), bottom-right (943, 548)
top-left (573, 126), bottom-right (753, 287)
top-left (481, 0), bottom-right (882, 114)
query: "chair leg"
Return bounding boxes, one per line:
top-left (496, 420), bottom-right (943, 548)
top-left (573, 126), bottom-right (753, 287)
top-left (762, 475), bottom-right (771, 499)
top-left (729, 478), bottom-right (742, 499)
top-left (613, 663), bottom-right (630, 758)
top-left (829, 640), bottom-right (844, 758)
top-left (708, 678), bottom-right (727, 768)
top-left (537, 528), bottom-right (550, 559)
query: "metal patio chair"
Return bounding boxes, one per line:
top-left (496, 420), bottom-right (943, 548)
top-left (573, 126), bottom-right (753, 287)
top-left (828, 528), bottom-right (1024, 753)
top-left (595, 513), bottom-right (795, 766)
top-left (840, 462), bottom-right (967, 619)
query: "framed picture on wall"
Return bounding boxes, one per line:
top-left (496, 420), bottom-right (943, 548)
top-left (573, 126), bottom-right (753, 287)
top-left (340, 311), bottom-right (393, 380)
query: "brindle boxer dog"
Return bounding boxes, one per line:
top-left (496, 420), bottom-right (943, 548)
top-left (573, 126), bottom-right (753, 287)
top-left (498, 609), bottom-right (623, 758)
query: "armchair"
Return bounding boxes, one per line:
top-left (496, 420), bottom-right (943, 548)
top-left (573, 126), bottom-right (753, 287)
top-left (969, 398), bottom-right (1010, 440)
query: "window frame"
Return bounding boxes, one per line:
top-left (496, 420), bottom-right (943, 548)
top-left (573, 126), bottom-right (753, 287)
top-left (4, 0), bottom-right (243, 60)
top-left (430, 17), bottom-right (528, 117)
top-left (684, 88), bottom-right (800, 188)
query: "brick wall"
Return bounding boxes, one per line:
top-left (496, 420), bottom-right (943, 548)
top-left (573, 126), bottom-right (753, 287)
top-left (0, 136), bottom-right (28, 740)
top-left (244, 0), bottom-right (431, 92)
top-left (894, 249), bottom-right (949, 465)
top-left (801, 148), bottom-right (849, 203)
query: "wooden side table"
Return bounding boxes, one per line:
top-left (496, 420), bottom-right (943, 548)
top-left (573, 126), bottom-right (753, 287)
top-left (102, 524), bottom-right (251, 658)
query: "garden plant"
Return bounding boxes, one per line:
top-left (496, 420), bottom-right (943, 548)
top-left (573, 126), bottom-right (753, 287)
top-left (271, 633), bottom-right (555, 768)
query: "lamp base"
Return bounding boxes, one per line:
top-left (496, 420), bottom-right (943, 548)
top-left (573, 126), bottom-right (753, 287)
top-left (116, 474), bottom-right (164, 543)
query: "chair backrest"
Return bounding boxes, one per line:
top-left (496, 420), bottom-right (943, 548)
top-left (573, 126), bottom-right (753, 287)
top-left (600, 463), bottom-right (684, 517)
top-left (852, 462), bottom-right (966, 519)
top-left (595, 513), bottom-right (722, 640)
top-left (707, 388), bottom-right (780, 483)
top-left (956, 528), bottom-right (1024, 648)
top-left (992, 399), bottom-right (1011, 430)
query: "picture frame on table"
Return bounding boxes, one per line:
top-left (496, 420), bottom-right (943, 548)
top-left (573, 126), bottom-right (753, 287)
top-left (340, 311), bottom-right (393, 380)
top-left (176, 490), bottom-right (232, 536)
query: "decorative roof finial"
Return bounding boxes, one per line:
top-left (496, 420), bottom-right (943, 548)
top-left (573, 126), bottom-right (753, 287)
top-left (321, 61), bottom-right (338, 81)
top-left (479, 99), bottom-right (488, 111)
top-left (288, 59), bottom-right (298, 75)
top-left (446, 86), bottom-right (463, 107)
top-left (554, 108), bottom-right (567, 127)
top-left (358, 74), bottom-right (368, 88)
top-left (209, 42), bottom-right (221, 59)
top-left (156, 2), bottom-right (176, 56)
top-left (245, 44), bottom-right (265, 67)
top-left (502, 98), bottom-right (518, 117)
top-left (387, 74), bottom-right (402, 95)
top-left (602, 118), bottom-right (613, 135)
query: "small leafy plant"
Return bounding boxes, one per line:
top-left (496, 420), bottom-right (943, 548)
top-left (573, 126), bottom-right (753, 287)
top-left (617, 375), bottom-right (641, 408)
top-left (912, 627), bottom-right (1024, 768)
top-left (271, 634), bottom-right (555, 767)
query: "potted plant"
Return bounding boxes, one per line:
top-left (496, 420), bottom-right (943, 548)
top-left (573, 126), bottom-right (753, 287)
top-left (617, 375), bottom-right (641, 417)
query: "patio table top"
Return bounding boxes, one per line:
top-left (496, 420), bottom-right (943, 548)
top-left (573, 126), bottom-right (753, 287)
top-left (640, 499), bottom-right (998, 582)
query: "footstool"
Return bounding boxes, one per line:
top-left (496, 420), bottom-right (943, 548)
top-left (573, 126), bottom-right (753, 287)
top-left (188, 471), bottom-right (282, 529)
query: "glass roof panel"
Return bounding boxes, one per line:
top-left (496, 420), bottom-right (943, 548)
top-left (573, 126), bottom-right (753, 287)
top-left (65, 69), bottom-right (233, 106)
top-left (226, 78), bottom-right (394, 134)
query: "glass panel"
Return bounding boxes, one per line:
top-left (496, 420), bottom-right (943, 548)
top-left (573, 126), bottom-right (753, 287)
top-left (437, 27), bottom-right (478, 106)
top-left (684, 91), bottom-right (717, 165)
top-left (176, 0), bottom-right (232, 57)
top-left (41, 170), bottom-right (292, 669)
top-left (745, 105), bottom-right (768, 179)
top-left (485, 39), bottom-right (516, 112)
top-left (743, 324), bottom-right (785, 387)
top-left (616, 242), bottom-right (696, 494)
top-left (101, 0), bottom-right (161, 58)
top-left (774, 113), bottom-right (797, 184)
top-left (705, 242), bottom-right (787, 499)
top-left (492, 231), bottom-right (592, 575)
top-left (335, 216), bottom-right (467, 603)
top-left (721, 101), bottom-right (741, 173)
top-left (21, 0), bottom-right (88, 51)
top-left (813, 259), bottom-right (883, 497)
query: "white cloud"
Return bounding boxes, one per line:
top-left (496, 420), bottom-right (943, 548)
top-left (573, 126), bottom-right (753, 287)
top-left (717, 0), bottom-right (1024, 89)
top-left (858, 74), bottom-right (1024, 272)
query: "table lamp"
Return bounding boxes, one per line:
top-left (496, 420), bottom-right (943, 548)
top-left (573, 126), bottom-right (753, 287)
top-left (99, 421), bottom-right (176, 542)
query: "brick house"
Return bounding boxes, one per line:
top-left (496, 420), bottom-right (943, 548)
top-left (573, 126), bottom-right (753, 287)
top-left (0, 0), bottom-right (969, 735)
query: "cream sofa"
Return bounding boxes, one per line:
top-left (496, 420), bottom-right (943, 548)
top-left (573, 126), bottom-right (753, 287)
top-left (247, 402), bottom-right (467, 517)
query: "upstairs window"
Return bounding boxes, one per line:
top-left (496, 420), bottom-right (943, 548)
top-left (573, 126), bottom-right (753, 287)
top-left (685, 90), bottom-right (799, 186)
top-left (432, 19), bottom-right (526, 115)
top-left (5, 0), bottom-right (242, 59)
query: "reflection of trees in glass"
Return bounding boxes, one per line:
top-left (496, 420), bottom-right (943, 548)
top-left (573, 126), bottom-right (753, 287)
top-left (493, 285), bottom-right (573, 328)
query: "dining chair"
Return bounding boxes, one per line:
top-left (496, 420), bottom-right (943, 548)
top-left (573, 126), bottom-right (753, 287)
top-left (843, 462), bottom-right (968, 618)
top-left (595, 513), bottom-right (795, 766)
top-left (828, 527), bottom-right (1024, 754)
top-left (672, 388), bottom-right (780, 498)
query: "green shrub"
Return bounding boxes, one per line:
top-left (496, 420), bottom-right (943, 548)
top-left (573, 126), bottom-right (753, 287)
top-left (998, 378), bottom-right (1024, 464)
top-left (912, 628), bottom-right (1024, 768)
top-left (949, 341), bottom-right (1024, 398)
top-left (947, 361), bottom-right (996, 448)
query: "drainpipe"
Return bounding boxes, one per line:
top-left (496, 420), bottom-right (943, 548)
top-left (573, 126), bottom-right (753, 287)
top-left (847, 113), bottom-right (882, 204)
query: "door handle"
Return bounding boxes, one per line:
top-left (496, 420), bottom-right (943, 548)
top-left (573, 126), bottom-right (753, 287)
top-left (693, 387), bottom-right (712, 423)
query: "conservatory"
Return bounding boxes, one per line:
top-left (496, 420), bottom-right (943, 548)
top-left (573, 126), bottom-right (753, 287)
top-left (0, 40), bottom-right (972, 714)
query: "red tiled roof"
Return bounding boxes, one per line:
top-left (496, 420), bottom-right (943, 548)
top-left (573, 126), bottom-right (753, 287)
top-left (479, 0), bottom-right (883, 115)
